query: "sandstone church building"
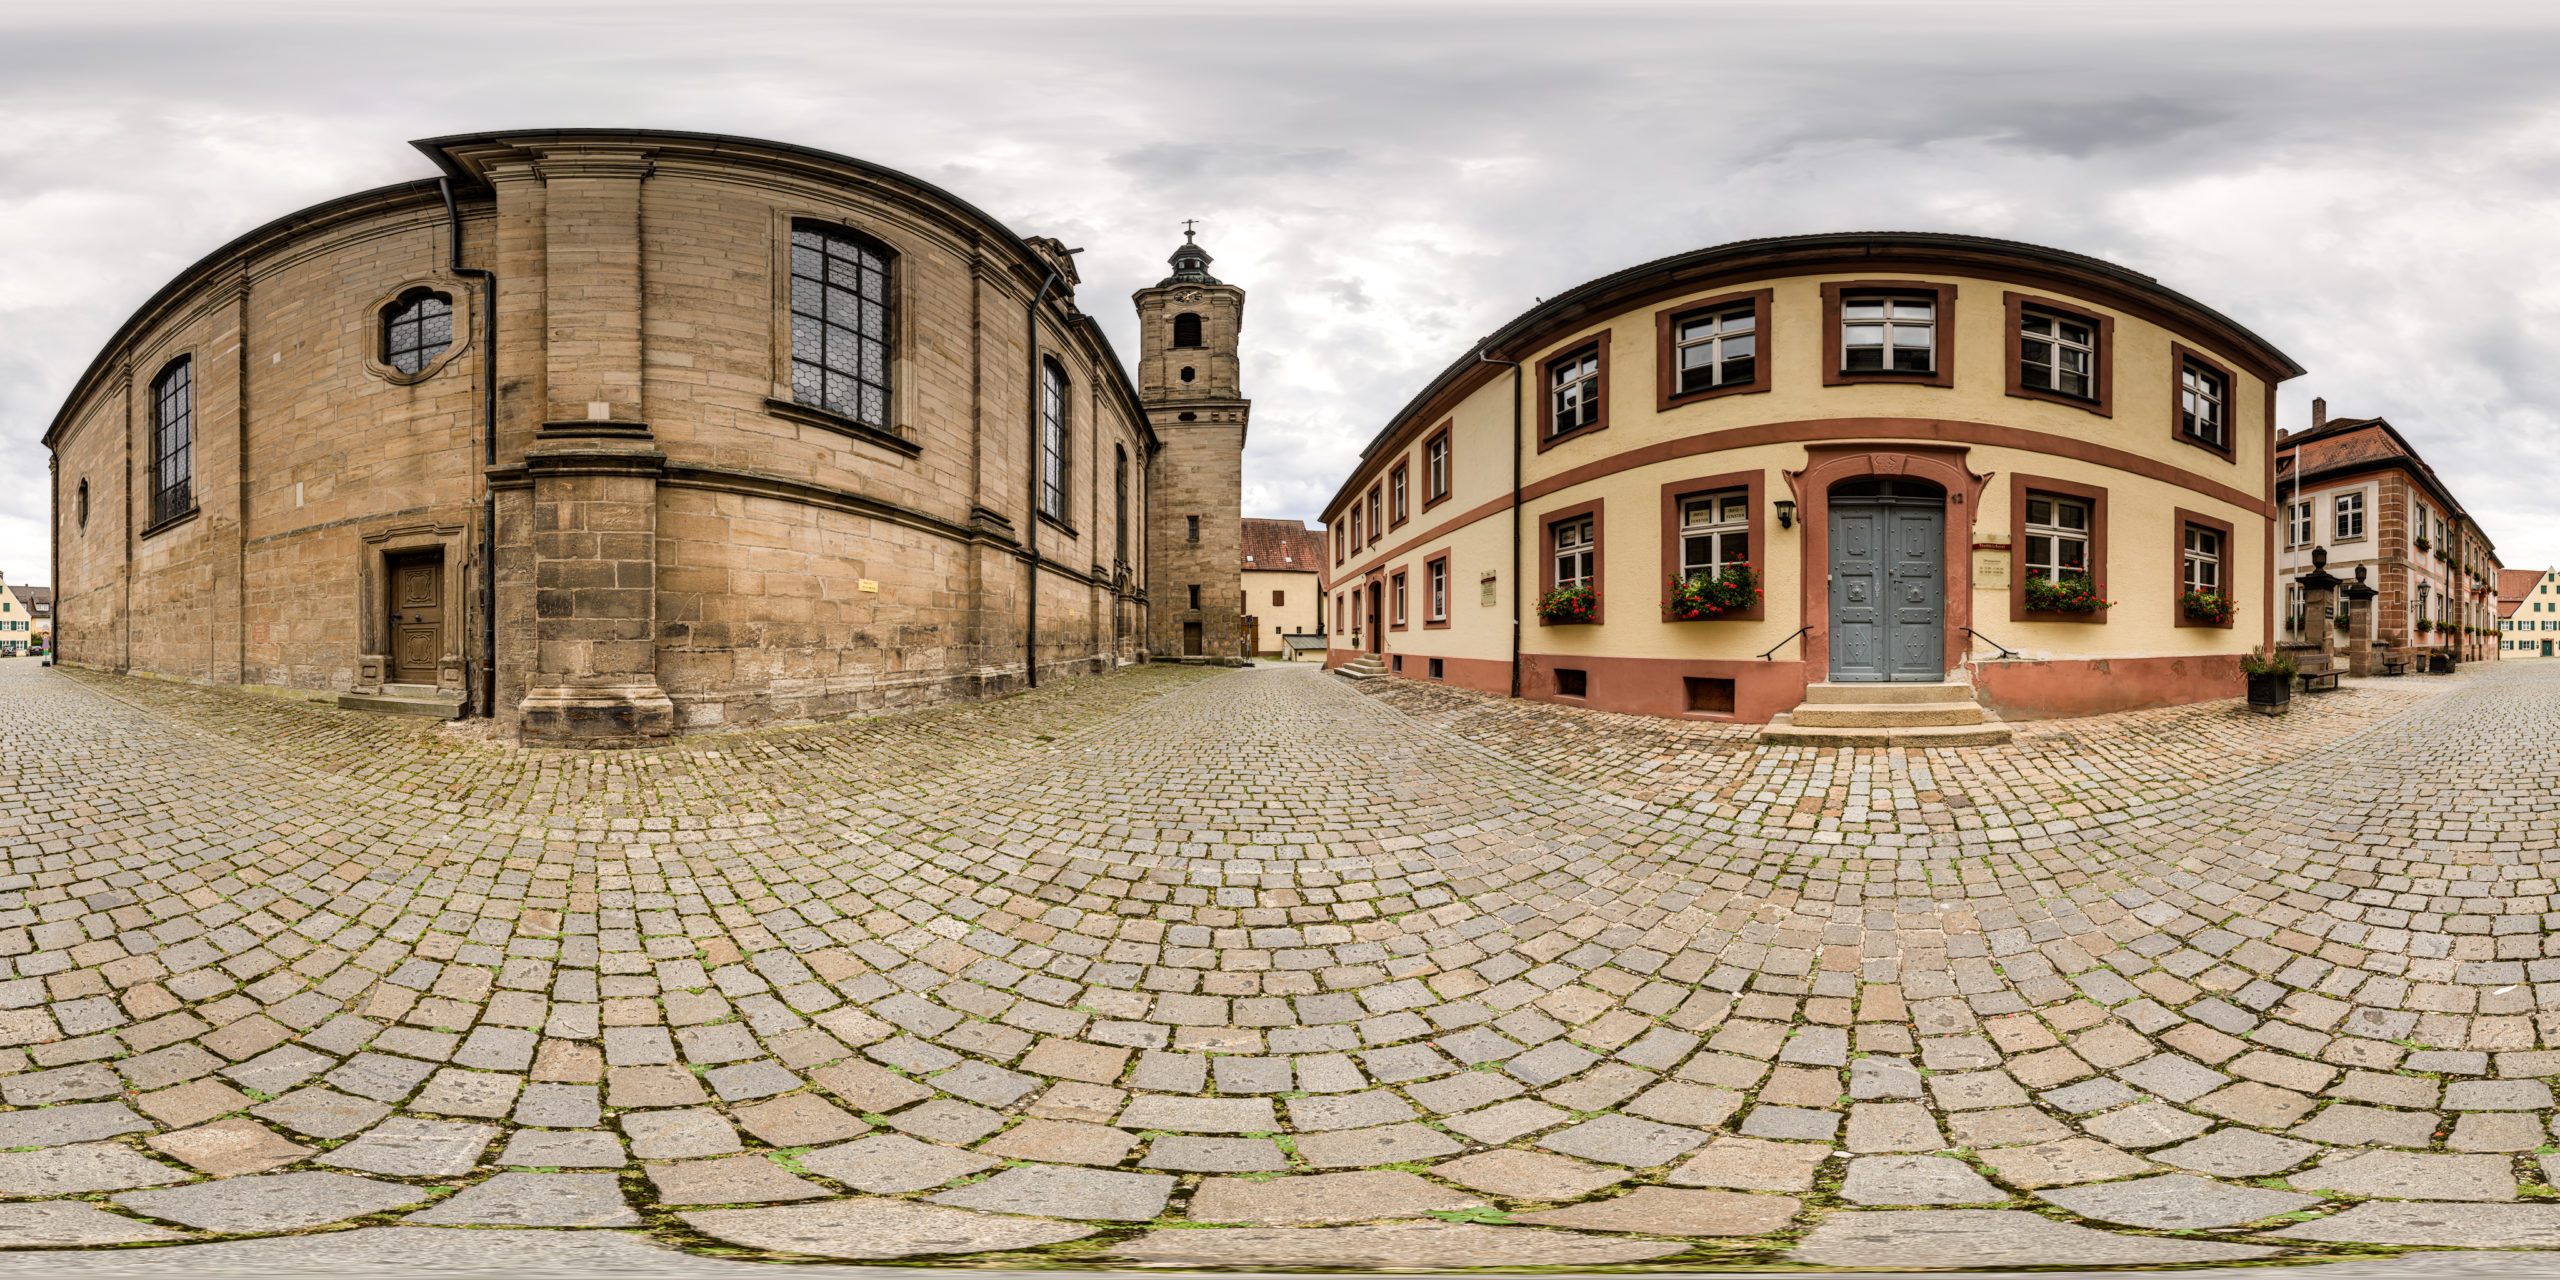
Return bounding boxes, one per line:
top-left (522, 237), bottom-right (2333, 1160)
top-left (44, 129), bottom-right (1247, 745)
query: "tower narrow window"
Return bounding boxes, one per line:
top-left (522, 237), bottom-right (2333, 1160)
top-left (1039, 359), bottom-right (1069, 519)
top-left (382, 289), bottom-right (454, 374)
top-left (1172, 312), bottom-right (1203, 348)
top-left (788, 224), bottom-right (893, 427)
top-left (1187, 514), bottom-right (1200, 542)
top-left (1115, 446), bottom-right (1129, 563)
top-left (151, 357), bottom-right (193, 525)
top-left (76, 480), bottom-right (89, 529)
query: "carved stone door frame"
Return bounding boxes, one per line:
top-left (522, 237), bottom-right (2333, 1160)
top-left (355, 517), bottom-right (471, 694)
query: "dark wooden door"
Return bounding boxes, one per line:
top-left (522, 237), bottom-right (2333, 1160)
top-left (1829, 485), bottom-right (1945, 682)
top-left (388, 551), bottom-right (444, 684)
top-left (1182, 621), bottom-right (1203, 656)
top-left (1368, 584), bottom-right (1383, 653)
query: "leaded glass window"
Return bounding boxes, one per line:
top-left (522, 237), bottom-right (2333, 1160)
top-left (382, 290), bottom-right (453, 374)
top-left (789, 224), bottom-right (892, 427)
top-left (1040, 360), bottom-right (1068, 518)
top-left (151, 358), bottom-right (192, 525)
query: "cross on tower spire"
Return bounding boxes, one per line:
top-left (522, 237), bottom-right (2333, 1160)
top-left (1181, 219), bottom-right (1198, 241)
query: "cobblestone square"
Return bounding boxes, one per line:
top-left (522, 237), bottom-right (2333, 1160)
top-left (0, 657), bottom-right (2554, 1275)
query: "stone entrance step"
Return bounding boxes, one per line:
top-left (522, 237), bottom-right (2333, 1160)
top-left (1800, 680), bottom-right (1977, 705)
top-left (1335, 654), bottom-right (1387, 681)
top-left (338, 689), bottom-right (464, 719)
top-left (1761, 680), bottom-right (2011, 746)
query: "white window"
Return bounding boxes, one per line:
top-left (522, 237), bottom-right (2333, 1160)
top-left (2180, 361), bottom-right (2227, 447)
top-left (1429, 560), bottom-right (1448, 620)
top-left (2287, 501), bottom-right (2313, 547)
top-left (2335, 492), bottom-right (2365, 540)
top-left (1549, 347), bottom-right (1600, 435)
top-left (1393, 575), bottom-right (1407, 625)
top-left (2020, 310), bottom-right (2096, 398)
top-left (1678, 490), bottom-right (1751, 579)
top-left (1425, 435), bottom-right (1449, 502)
top-left (2183, 524), bottom-right (2222, 592)
top-left (1390, 468), bottom-right (1408, 524)
top-left (1674, 304), bottom-right (1757, 394)
top-left (1842, 296), bottom-right (1935, 373)
top-left (1553, 516), bottom-right (1595, 590)
top-left (1367, 487), bottom-right (1382, 544)
top-left (2022, 494), bottom-right (2092, 583)
top-left (2287, 581), bottom-right (2306, 631)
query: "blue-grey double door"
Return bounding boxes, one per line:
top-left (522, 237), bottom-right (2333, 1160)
top-left (1829, 495), bottom-right (1946, 682)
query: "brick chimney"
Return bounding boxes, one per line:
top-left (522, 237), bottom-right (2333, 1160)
top-left (2311, 397), bottom-right (2326, 429)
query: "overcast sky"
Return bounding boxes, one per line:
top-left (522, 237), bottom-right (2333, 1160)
top-left (4, 0), bottom-right (2558, 592)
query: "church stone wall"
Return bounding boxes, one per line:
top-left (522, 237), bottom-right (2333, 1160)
top-left (47, 130), bottom-right (1175, 743)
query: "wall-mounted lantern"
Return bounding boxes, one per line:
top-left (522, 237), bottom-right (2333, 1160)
top-left (1774, 499), bottom-right (1797, 530)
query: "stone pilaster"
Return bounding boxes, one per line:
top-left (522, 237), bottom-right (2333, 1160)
top-left (516, 443), bottom-right (673, 746)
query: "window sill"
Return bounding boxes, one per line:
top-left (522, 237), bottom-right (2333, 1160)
top-left (1662, 380), bottom-right (1771, 410)
top-left (1661, 609), bottom-right (1767, 623)
top-left (2007, 384), bottom-right (2112, 418)
top-left (140, 507), bottom-right (200, 541)
top-left (2173, 429), bottom-right (2236, 462)
top-left (1421, 492), bottom-right (1452, 513)
top-left (764, 397), bottom-right (922, 458)
top-left (1535, 421), bottom-right (1608, 454)
top-left (1037, 510), bottom-right (1079, 538)
top-left (1423, 618), bottom-right (1450, 630)
top-left (2018, 608), bottom-right (2108, 625)
top-left (1826, 369), bottom-right (1952, 388)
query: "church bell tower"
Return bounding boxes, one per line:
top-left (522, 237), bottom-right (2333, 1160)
top-left (1137, 227), bottom-right (1248, 661)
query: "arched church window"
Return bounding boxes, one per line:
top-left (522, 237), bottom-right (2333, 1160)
top-left (382, 289), bottom-right (454, 374)
top-left (1173, 312), bottom-right (1203, 348)
top-left (789, 223), bottom-right (894, 426)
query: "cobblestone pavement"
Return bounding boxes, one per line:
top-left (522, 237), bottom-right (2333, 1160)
top-left (0, 656), bottom-right (2554, 1272)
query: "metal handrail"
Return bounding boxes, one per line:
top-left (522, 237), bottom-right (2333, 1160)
top-left (1756, 626), bottom-right (1811, 661)
top-left (1963, 627), bottom-right (2020, 660)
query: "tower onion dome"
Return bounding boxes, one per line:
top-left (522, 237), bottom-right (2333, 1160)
top-left (1158, 227), bottom-right (1222, 286)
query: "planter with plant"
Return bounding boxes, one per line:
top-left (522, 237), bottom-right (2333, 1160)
top-left (2181, 588), bottom-right (2236, 626)
top-left (2024, 574), bottom-right (2113, 616)
top-left (1538, 585), bottom-right (1600, 624)
top-left (1663, 564), bottom-right (1762, 621)
top-left (2412, 534), bottom-right (2431, 552)
top-left (2242, 646), bottom-right (2297, 712)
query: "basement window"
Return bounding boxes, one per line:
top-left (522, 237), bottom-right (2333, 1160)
top-left (1555, 668), bottom-right (1588, 698)
top-left (1685, 676), bottom-right (1736, 714)
top-left (1428, 657), bottom-right (1444, 680)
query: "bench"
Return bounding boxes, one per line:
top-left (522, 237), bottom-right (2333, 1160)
top-left (2296, 652), bottom-right (2340, 693)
